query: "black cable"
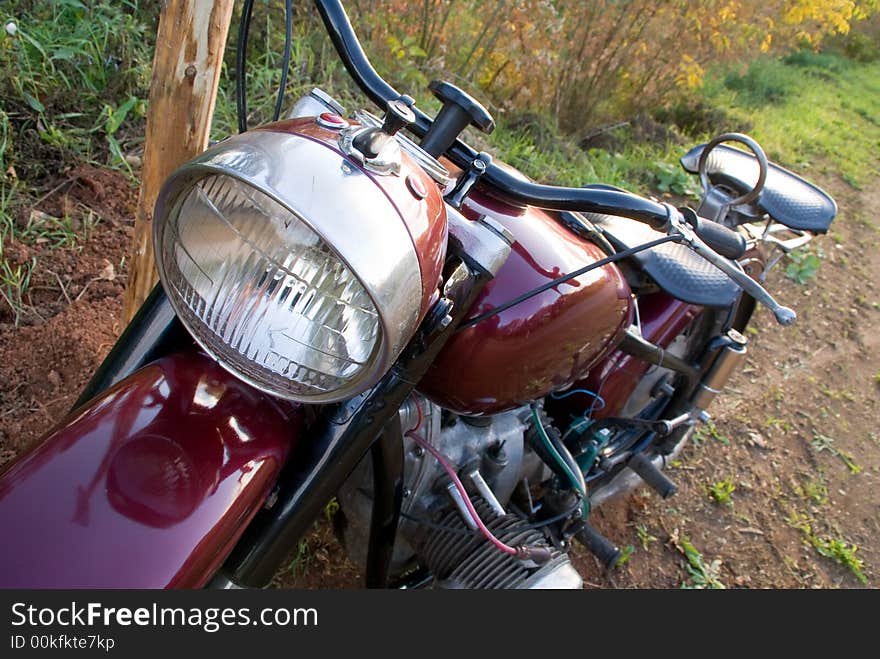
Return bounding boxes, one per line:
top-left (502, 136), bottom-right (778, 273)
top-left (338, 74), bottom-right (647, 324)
top-left (273, 0), bottom-right (293, 122)
top-left (236, 0), bottom-right (255, 133)
top-left (459, 233), bottom-right (683, 329)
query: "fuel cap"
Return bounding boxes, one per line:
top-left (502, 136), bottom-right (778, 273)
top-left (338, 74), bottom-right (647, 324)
top-left (316, 112), bottom-right (349, 129)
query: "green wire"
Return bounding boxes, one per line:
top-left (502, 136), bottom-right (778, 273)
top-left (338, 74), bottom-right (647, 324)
top-left (531, 407), bottom-right (590, 518)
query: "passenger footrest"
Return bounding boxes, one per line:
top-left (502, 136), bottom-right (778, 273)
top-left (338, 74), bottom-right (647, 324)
top-left (574, 522), bottom-right (621, 570)
top-left (627, 452), bottom-right (677, 499)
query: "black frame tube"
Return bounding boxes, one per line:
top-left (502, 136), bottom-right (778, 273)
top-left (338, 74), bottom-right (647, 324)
top-left (313, 0), bottom-right (671, 229)
top-left (365, 418), bottom-right (405, 588)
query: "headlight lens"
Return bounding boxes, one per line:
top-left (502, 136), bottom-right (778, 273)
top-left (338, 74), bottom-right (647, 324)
top-left (158, 173), bottom-right (380, 400)
top-left (153, 128), bottom-right (432, 403)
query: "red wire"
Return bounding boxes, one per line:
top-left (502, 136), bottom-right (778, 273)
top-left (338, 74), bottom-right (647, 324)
top-left (406, 430), bottom-right (518, 557)
top-left (409, 395), bottom-right (423, 432)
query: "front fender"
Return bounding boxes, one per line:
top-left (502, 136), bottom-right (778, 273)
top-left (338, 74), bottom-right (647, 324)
top-left (0, 352), bottom-right (301, 588)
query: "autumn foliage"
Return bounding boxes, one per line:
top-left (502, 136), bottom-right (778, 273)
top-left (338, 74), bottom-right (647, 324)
top-left (344, 0), bottom-right (878, 131)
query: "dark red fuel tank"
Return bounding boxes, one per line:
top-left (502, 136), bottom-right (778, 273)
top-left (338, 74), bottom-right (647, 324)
top-left (418, 186), bottom-right (633, 415)
top-left (0, 352), bottom-right (300, 588)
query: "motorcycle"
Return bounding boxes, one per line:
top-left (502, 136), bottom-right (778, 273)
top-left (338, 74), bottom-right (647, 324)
top-left (0, 0), bottom-right (836, 589)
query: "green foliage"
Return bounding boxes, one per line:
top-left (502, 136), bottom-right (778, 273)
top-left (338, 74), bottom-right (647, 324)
top-left (0, 1), bottom-right (152, 177)
top-left (708, 478), bottom-right (736, 506)
top-left (693, 420), bottom-right (730, 446)
top-left (785, 250), bottom-right (822, 284)
top-left (0, 252), bottom-right (36, 327)
top-left (211, 4), bottom-right (360, 140)
top-left (650, 161), bottom-right (701, 199)
top-left (652, 100), bottom-right (743, 139)
top-left (323, 498), bottom-right (340, 523)
top-left (813, 537), bottom-right (869, 585)
top-left (783, 49), bottom-right (844, 71)
top-left (811, 433), bottom-right (862, 474)
top-left (704, 54), bottom-right (880, 187)
top-left (286, 539), bottom-right (313, 580)
top-left (616, 545), bottom-right (635, 568)
top-left (636, 524), bottom-right (657, 550)
top-left (24, 209), bottom-right (99, 250)
top-left (385, 35), bottom-right (427, 88)
top-left (804, 479), bottom-right (829, 506)
top-left (675, 533), bottom-right (726, 589)
top-left (724, 59), bottom-right (794, 106)
top-left (836, 29), bottom-right (880, 63)
top-left (488, 120), bottom-right (670, 191)
top-left (94, 95), bottom-right (145, 175)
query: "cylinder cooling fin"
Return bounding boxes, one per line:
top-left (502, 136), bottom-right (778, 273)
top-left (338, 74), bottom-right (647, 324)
top-left (418, 498), bottom-right (582, 589)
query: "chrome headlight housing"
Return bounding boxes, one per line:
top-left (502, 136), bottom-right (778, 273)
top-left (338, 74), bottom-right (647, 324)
top-left (153, 129), bottom-right (424, 403)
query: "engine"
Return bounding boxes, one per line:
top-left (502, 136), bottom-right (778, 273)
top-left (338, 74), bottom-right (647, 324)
top-left (337, 394), bottom-right (584, 589)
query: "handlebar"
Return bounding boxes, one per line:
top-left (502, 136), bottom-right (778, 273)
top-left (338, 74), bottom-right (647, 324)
top-left (314, 0), bottom-right (671, 231)
top-left (314, 0), bottom-right (795, 325)
top-left (681, 208), bottom-right (746, 259)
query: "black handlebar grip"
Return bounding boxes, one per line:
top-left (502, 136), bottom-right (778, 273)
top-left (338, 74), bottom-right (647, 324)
top-left (682, 209), bottom-right (747, 260)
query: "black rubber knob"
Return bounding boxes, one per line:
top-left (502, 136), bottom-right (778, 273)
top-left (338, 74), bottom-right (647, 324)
top-left (574, 522), bottom-right (621, 570)
top-left (420, 80), bottom-right (495, 157)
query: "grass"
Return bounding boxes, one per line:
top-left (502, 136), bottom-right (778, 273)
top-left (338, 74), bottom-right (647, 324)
top-left (24, 209), bottom-right (100, 249)
top-left (0, 254), bottom-right (35, 326)
top-left (703, 52), bottom-right (880, 188)
top-left (788, 511), bottom-right (868, 585)
top-left (483, 122), bottom-right (677, 191)
top-left (0, 1), bottom-right (152, 178)
top-left (210, 4), bottom-right (367, 141)
top-left (811, 433), bottom-right (863, 474)
top-left (692, 420), bottom-right (730, 446)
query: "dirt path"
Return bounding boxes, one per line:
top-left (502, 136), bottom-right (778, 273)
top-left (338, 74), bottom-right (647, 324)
top-left (0, 167), bottom-right (876, 589)
top-left (578, 174), bottom-right (880, 588)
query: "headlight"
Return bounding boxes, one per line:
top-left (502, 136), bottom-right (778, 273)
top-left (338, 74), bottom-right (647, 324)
top-left (154, 128), bottom-right (427, 402)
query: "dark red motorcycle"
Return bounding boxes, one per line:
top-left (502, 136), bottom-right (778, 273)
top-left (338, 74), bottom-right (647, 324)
top-left (0, 0), bottom-right (836, 588)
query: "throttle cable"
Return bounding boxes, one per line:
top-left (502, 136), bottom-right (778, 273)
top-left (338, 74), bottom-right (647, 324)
top-left (459, 233), bottom-right (683, 328)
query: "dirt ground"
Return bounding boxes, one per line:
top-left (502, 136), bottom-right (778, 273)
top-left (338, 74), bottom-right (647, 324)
top-left (0, 165), bottom-right (876, 589)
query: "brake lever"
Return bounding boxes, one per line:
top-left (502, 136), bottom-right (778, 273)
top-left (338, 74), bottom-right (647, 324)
top-left (666, 208), bottom-right (796, 326)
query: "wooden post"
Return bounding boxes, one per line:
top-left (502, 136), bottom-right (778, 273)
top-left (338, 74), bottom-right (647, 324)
top-left (122, 0), bottom-right (235, 323)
